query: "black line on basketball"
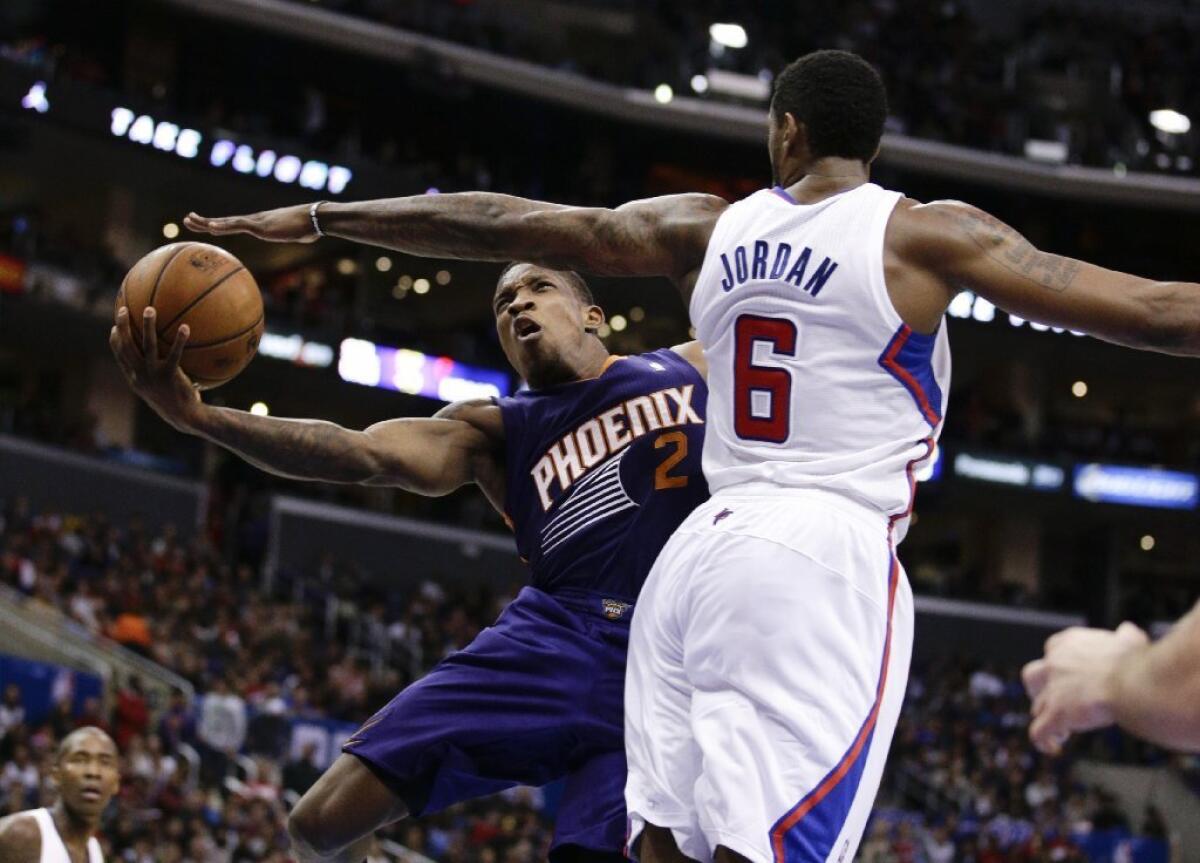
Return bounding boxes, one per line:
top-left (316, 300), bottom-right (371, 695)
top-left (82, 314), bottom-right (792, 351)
top-left (147, 244), bottom-right (189, 309)
top-left (157, 265), bottom-right (247, 336)
top-left (182, 313), bottom-right (264, 350)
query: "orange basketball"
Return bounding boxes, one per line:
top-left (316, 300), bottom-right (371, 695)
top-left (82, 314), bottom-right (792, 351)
top-left (116, 242), bottom-right (264, 390)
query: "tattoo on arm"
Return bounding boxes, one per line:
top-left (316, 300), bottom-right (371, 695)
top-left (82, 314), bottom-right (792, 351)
top-left (202, 408), bottom-right (375, 483)
top-left (323, 193), bottom-right (568, 262)
top-left (946, 206), bottom-right (1083, 293)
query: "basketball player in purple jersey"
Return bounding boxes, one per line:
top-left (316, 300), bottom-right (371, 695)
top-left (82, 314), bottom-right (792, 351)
top-left (110, 262), bottom-right (708, 862)
top-left (188, 48), bottom-right (1200, 863)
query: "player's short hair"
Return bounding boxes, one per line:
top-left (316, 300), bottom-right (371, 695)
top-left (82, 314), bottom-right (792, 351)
top-left (57, 726), bottom-right (117, 762)
top-left (771, 50), bottom-right (887, 164)
top-left (497, 262), bottom-right (595, 307)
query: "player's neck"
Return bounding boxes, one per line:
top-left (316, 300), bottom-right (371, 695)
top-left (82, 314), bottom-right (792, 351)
top-left (51, 800), bottom-right (96, 849)
top-left (528, 339), bottom-right (610, 389)
top-left (779, 158), bottom-right (869, 202)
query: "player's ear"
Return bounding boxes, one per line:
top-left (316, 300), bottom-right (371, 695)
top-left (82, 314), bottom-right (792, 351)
top-left (584, 305), bottom-right (605, 335)
top-left (788, 115), bottom-right (807, 158)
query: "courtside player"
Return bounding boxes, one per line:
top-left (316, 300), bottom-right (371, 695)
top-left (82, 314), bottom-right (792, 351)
top-left (110, 263), bottom-right (708, 862)
top-left (188, 48), bottom-right (1200, 863)
top-left (0, 727), bottom-right (119, 863)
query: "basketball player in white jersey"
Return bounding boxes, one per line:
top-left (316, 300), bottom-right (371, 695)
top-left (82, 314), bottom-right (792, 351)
top-left (188, 48), bottom-right (1200, 863)
top-left (0, 727), bottom-right (118, 863)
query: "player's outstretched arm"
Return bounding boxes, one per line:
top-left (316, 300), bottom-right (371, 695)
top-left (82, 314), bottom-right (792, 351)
top-left (185, 192), bottom-right (726, 283)
top-left (894, 200), bottom-right (1200, 355)
top-left (1023, 602), bottom-right (1200, 753)
top-left (109, 306), bottom-right (501, 495)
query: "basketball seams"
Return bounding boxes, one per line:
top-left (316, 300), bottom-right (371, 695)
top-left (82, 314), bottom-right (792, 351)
top-left (156, 265), bottom-right (248, 337)
top-left (182, 313), bottom-right (264, 350)
top-left (147, 244), bottom-right (189, 310)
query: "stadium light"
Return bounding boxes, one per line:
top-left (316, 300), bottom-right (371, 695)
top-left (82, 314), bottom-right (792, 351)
top-left (709, 23), bottom-right (748, 49)
top-left (255, 150), bottom-right (277, 177)
top-left (1140, 534), bottom-right (1155, 551)
top-left (210, 139), bottom-right (235, 167)
top-left (250, 402), bottom-right (270, 416)
top-left (1149, 109), bottom-right (1190, 135)
top-left (691, 75), bottom-right (709, 94)
top-left (232, 145), bottom-right (256, 174)
top-left (654, 84), bottom-right (674, 104)
top-left (1072, 380), bottom-right (1088, 398)
top-left (21, 82), bottom-right (49, 113)
top-left (611, 314), bottom-right (628, 332)
top-left (162, 223), bottom-right (180, 239)
top-left (274, 155), bottom-right (302, 183)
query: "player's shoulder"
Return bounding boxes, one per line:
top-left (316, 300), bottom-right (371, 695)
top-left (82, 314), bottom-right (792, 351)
top-left (663, 342), bottom-right (706, 380)
top-left (886, 197), bottom-right (992, 264)
top-left (660, 192), bottom-right (729, 217)
top-left (434, 398), bottom-right (504, 441)
top-left (0, 811), bottom-right (42, 862)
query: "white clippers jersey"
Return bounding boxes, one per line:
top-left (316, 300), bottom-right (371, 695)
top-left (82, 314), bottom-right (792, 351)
top-left (691, 183), bottom-right (949, 541)
top-left (30, 808), bottom-right (104, 863)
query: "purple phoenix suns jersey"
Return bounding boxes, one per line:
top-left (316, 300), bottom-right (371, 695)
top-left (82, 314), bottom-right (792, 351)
top-left (497, 348), bottom-right (709, 605)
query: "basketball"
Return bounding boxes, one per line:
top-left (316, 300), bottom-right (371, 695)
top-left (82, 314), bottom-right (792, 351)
top-left (115, 242), bottom-right (264, 390)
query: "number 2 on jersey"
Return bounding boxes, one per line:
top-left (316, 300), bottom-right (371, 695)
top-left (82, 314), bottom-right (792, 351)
top-left (733, 314), bottom-right (797, 443)
top-left (654, 431), bottom-right (689, 489)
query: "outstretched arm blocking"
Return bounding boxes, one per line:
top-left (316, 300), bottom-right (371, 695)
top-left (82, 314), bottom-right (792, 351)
top-left (897, 201), bottom-right (1200, 355)
top-left (186, 192), bottom-right (726, 284)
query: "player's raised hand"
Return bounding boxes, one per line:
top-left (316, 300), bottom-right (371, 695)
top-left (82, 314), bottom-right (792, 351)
top-left (110, 306), bottom-right (203, 432)
top-left (1022, 622), bottom-right (1149, 755)
top-left (184, 204), bottom-right (319, 243)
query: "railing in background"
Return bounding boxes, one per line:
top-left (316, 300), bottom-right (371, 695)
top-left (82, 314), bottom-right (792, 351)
top-left (0, 582), bottom-right (195, 713)
top-left (159, 0), bottom-right (1200, 212)
top-left (264, 494), bottom-right (524, 596)
top-left (0, 433), bottom-right (205, 534)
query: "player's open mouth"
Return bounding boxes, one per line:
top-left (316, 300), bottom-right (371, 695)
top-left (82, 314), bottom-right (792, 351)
top-left (80, 788), bottom-right (102, 801)
top-left (514, 317), bottom-right (542, 341)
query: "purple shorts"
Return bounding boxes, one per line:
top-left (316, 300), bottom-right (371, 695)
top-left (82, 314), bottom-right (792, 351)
top-left (343, 586), bottom-right (631, 857)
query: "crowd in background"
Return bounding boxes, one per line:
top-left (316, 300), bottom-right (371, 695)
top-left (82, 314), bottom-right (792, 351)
top-left (5, 0), bottom-right (1200, 187)
top-left (298, 0), bottom-right (1200, 177)
top-left (0, 500), bottom-right (1191, 860)
top-left (872, 660), bottom-right (1183, 863)
top-left (0, 500), bottom-right (553, 861)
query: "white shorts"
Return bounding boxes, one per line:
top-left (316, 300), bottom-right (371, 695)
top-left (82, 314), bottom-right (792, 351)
top-left (624, 491), bottom-right (913, 863)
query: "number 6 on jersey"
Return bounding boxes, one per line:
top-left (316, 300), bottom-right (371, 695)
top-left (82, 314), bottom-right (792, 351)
top-left (733, 314), bottom-right (797, 444)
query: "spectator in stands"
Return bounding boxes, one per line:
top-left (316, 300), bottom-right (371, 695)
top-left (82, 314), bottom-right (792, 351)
top-left (112, 676), bottom-right (150, 750)
top-left (157, 690), bottom-right (195, 752)
top-left (0, 685), bottom-right (24, 743)
top-left (282, 743), bottom-right (324, 798)
top-left (73, 697), bottom-right (107, 733)
top-left (108, 606), bottom-right (152, 655)
top-left (196, 676), bottom-right (247, 786)
top-left (0, 743), bottom-right (39, 807)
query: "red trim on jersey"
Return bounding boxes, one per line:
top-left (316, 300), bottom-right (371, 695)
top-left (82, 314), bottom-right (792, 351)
top-left (879, 325), bottom-right (941, 427)
top-left (769, 557), bottom-right (899, 861)
top-left (769, 438), bottom-right (932, 862)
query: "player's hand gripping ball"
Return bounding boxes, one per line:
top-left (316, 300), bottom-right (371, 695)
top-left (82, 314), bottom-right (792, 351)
top-left (114, 242), bottom-right (264, 389)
